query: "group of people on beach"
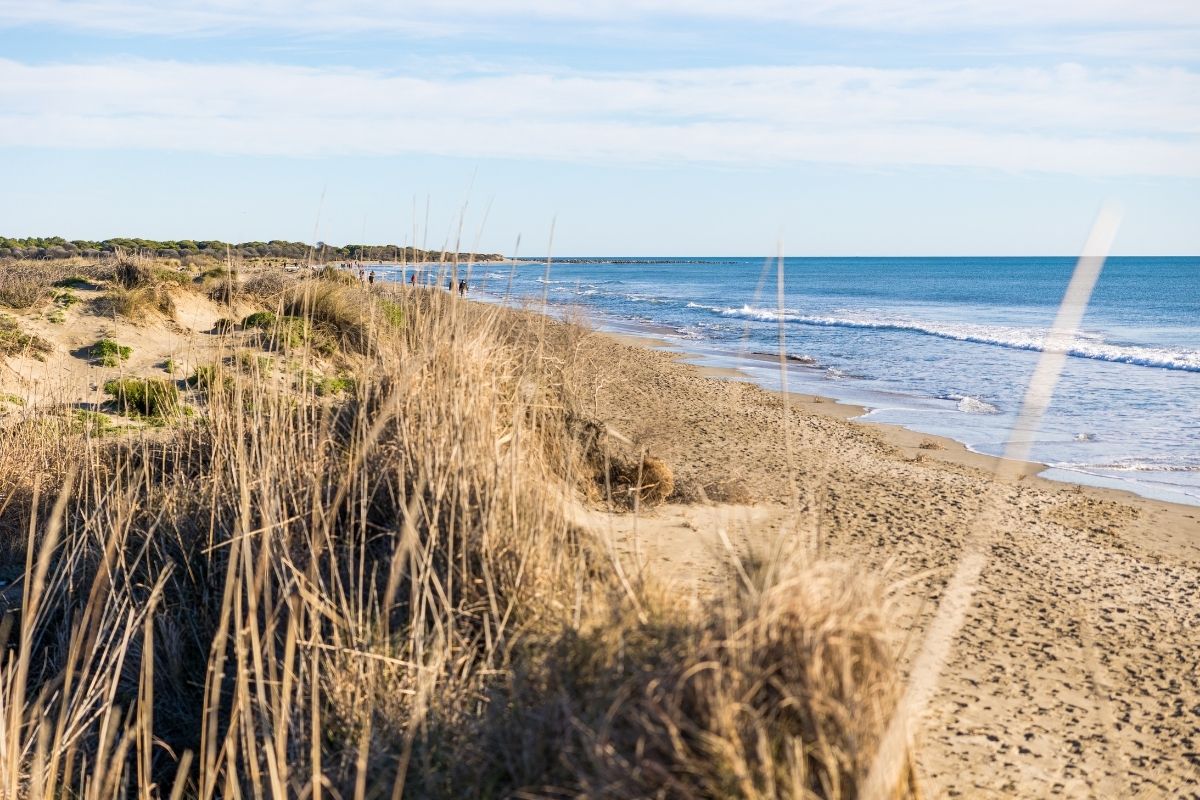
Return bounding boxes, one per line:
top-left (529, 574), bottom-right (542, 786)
top-left (332, 261), bottom-right (469, 295)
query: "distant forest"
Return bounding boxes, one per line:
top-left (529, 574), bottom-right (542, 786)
top-left (0, 236), bottom-right (503, 262)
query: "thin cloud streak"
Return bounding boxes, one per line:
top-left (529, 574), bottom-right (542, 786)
top-left (0, 0), bottom-right (1197, 34)
top-left (0, 59), bottom-right (1196, 176)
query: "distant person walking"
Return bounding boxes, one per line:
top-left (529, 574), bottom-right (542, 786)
top-left (458, 279), bottom-right (467, 296)
top-left (409, 271), bottom-right (416, 286)
top-left (368, 270), bottom-right (375, 286)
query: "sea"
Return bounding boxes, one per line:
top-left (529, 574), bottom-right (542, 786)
top-left (378, 257), bottom-right (1200, 507)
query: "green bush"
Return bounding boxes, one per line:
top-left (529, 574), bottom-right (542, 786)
top-left (91, 338), bottom-right (132, 367)
top-left (244, 312), bottom-right (310, 350)
top-left (187, 364), bottom-right (233, 392)
top-left (52, 275), bottom-right (92, 289)
top-left (73, 409), bottom-right (117, 435)
top-left (315, 375), bottom-right (356, 396)
top-left (378, 299), bottom-right (404, 328)
top-left (212, 318), bottom-right (236, 334)
top-left (241, 311), bottom-right (277, 329)
top-left (104, 377), bottom-right (180, 417)
top-left (202, 265), bottom-right (238, 281)
top-left (154, 268), bottom-right (191, 286)
top-left (235, 351), bottom-right (272, 373)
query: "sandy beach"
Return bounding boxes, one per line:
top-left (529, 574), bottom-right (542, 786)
top-left (573, 327), bottom-right (1200, 798)
top-left (2, 266), bottom-right (1197, 797)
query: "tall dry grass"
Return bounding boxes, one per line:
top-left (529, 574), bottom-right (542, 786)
top-left (0, 260), bottom-right (106, 310)
top-left (0, 269), bottom-right (911, 798)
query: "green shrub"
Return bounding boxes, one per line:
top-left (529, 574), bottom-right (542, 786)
top-left (202, 265), bottom-right (238, 281)
top-left (315, 375), bottom-right (356, 396)
top-left (73, 409), bottom-right (117, 435)
top-left (244, 312), bottom-right (311, 350)
top-left (0, 316), bottom-right (52, 360)
top-left (235, 351), bottom-right (272, 373)
top-left (242, 311), bottom-right (277, 329)
top-left (53, 289), bottom-right (81, 307)
top-left (379, 299), bottom-right (404, 328)
top-left (187, 364), bottom-right (232, 392)
top-left (104, 377), bottom-right (180, 417)
top-left (0, 393), bottom-right (24, 406)
top-left (163, 358), bottom-right (178, 374)
top-left (47, 309), bottom-right (66, 324)
top-left (91, 338), bottom-right (132, 367)
top-left (213, 318), bottom-right (235, 334)
top-left (52, 275), bottom-right (92, 289)
top-left (154, 268), bottom-right (191, 286)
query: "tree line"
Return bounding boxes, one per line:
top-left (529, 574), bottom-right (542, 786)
top-left (0, 236), bottom-right (502, 262)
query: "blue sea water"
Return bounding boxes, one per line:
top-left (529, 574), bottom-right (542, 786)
top-left (381, 257), bottom-right (1200, 506)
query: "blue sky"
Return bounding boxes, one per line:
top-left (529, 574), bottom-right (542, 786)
top-left (0, 1), bottom-right (1197, 255)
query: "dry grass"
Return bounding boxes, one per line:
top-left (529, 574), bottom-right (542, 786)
top-left (0, 260), bottom-right (104, 309)
top-left (0, 271), bottom-right (910, 798)
top-left (0, 315), bottom-right (52, 360)
top-left (99, 259), bottom-right (182, 319)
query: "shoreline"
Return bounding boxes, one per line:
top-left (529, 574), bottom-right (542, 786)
top-left (604, 327), bottom-right (1200, 554)
top-left (573, 310), bottom-right (1200, 795)
top-left (529, 294), bottom-right (1200, 509)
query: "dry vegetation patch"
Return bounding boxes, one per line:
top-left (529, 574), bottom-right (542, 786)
top-left (0, 314), bottom-right (52, 360)
top-left (0, 260), bottom-right (106, 309)
top-left (0, 273), bottom-right (910, 798)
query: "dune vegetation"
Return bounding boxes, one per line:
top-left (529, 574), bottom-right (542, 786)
top-left (0, 257), bottom-right (910, 798)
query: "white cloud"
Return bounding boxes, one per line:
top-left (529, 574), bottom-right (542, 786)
top-left (0, 0), bottom-right (1198, 34)
top-left (0, 58), bottom-right (1196, 175)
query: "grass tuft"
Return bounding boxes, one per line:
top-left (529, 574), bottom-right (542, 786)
top-left (113, 259), bottom-right (156, 289)
top-left (52, 275), bottom-right (93, 289)
top-left (103, 377), bottom-right (181, 417)
top-left (101, 285), bottom-right (176, 318)
top-left (314, 374), bottom-right (356, 396)
top-left (0, 315), bottom-right (53, 360)
top-left (90, 337), bottom-right (132, 366)
top-left (187, 363), bottom-right (233, 394)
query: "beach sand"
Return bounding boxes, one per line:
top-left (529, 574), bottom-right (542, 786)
top-left (575, 328), bottom-right (1200, 798)
top-left (3, 279), bottom-right (1197, 797)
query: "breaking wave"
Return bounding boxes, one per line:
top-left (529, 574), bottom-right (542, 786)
top-left (951, 395), bottom-right (1000, 414)
top-left (686, 304), bottom-right (1200, 373)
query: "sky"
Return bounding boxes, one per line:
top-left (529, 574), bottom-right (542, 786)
top-left (0, 1), bottom-right (1197, 255)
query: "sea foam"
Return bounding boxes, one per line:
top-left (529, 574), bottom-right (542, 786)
top-left (689, 304), bottom-right (1200, 373)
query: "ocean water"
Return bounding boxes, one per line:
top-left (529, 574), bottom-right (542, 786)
top-left (380, 257), bottom-right (1200, 506)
